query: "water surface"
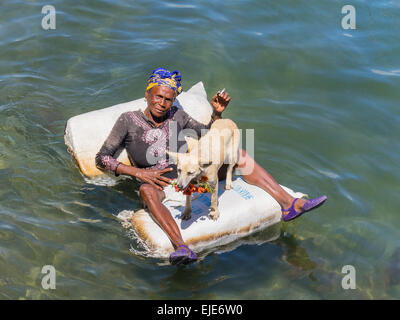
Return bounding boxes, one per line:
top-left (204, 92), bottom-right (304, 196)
top-left (0, 0), bottom-right (399, 299)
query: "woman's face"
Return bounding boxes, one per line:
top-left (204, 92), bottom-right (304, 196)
top-left (145, 86), bottom-right (175, 118)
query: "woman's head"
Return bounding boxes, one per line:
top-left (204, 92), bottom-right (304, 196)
top-left (145, 67), bottom-right (182, 119)
top-left (146, 67), bottom-right (182, 97)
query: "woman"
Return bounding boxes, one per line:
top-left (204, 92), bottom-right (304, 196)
top-left (96, 67), bottom-right (327, 265)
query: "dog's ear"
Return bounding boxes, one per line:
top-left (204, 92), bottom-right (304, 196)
top-left (166, 150), bottom-right (179, 164)
top-left (184, 136), bottom-right (198, 152)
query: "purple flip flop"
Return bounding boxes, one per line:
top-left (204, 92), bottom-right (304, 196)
top-left (169, 245), bottom-right (198, 265)
top-left (282, 195), bottom-right (327, 222)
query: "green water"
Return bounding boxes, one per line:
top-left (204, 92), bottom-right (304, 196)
top-left (0, 0), bottom-right (399, 299)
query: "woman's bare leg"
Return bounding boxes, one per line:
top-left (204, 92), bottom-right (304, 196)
top-left (219, 149), bottom-right (306, 211)
top-left (139, 183), bottom-right (186, 249)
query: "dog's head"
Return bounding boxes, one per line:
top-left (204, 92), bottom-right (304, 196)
top-left (167, 137), bottom-right (211, 190)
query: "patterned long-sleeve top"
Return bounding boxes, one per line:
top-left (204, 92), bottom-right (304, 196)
top-left (95, 106), bottom-right (212, 180)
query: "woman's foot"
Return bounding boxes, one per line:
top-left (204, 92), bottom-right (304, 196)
top-left (281, 196), bottom-right (327, 221)
top-left (169, 245), bottom-right (198, 265)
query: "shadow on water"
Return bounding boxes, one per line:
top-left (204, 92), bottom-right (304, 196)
top-left (111, 177), bottom-right (142, 202)
top-left (111, 177), bottom-right (319, 272)
top-left (384, 247), bottom-right (400, 288)
top-left (152, 221), bottom-right (322, 298)
top-left (273, 226), bottom-right (318, 280)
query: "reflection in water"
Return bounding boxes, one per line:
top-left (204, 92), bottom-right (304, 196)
top-left (154, 224), bottom-right (283, 298)
top-left (273, 226), bottom-right (318, 281)
top-left (112, 178), bottom-right (142, 202)
top-left (158, 255), bottom-right (222, 299)
top-left (154, 222), bottom-right (321, 297)
top-left (385, 247), bottom-right (400, 287)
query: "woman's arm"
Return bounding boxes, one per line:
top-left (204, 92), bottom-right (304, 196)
top-left (95, 113), bottom-right (129, 176)
top-left (182, 90), bottom-right (230, 135)
top-left (96, 113), bottom-right (173, 189)
top-left (211, 110), bottom-right (222, 121)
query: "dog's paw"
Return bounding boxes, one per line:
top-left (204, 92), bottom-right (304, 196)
top-left (209, 209), bottom-right (220, 221)
top-left (225, 183), bottom-right (232, 190)
top-left (181, 210), bottom-right (192, 221)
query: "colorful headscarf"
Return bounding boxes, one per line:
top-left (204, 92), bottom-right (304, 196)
top-left (146, 67), bottom-right (182, 96)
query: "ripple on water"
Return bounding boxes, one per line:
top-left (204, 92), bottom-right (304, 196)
top-left (0, 0), bottom-right (399, 299)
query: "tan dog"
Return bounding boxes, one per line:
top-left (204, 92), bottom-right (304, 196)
top-left (168, 119), bottom-right (240, 221)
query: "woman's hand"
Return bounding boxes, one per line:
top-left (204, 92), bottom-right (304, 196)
top-left (210, 90), bottom-right (231, 116)
top-left (116, 164), bottom-right (173, 190)
top-left (134, 167), bottom-right (174, 190)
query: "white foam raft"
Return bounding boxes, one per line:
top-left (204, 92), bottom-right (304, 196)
top-left (64, 81), bottom-right (306, 258)
top-left (118, 179), bottom-right (304, 258)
